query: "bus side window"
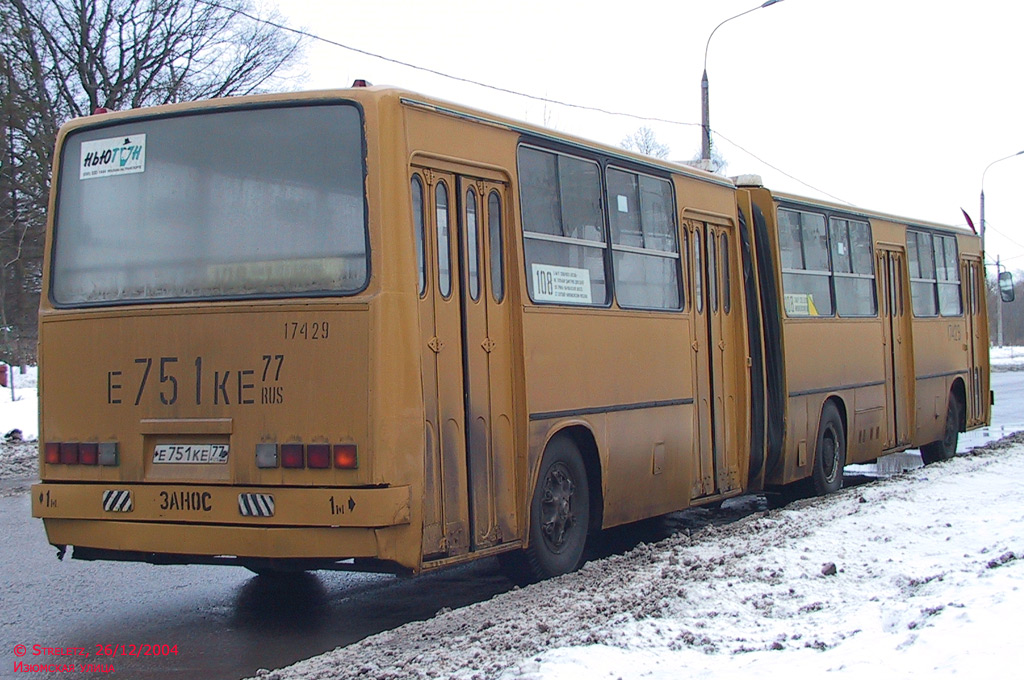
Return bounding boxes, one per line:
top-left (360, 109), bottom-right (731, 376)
top-left (607, 169), bottom-right (681, 310)
top-left (693, 230), bottom-right (703, 314)
top-left (519, 146), bottom-right (608, 305)
top-left (778, 208), bottom-right (833, 317)
top-left (720, 232), bottom-right (731, 314)
top-left (830, 217), bottom-right (876, 317)
top-left (907, 230), bottom-right (938, 316)
top-left (488, 191), bottom-right (505, 303)
top-left (436, 181), bottom-right (452, 298)
top-left (412, 175), bottom-right (427, 296)
top-left (937, 235), bottom-right (962, 316)
top-left (466, 186), bottom-right (480, 301)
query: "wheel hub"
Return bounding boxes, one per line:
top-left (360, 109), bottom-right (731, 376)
top-left (540, 463), bottom-right (576, 550)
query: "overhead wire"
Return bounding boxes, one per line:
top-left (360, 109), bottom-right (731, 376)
top-left (198, 0), bottom-right (852, 204)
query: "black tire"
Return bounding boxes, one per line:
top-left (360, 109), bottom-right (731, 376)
top-left (921, 395), bottom-right (961, 464)
top-left (811, 402), bottom-right (845, 496)
top-left (501, 435), bottom-right (590, 584)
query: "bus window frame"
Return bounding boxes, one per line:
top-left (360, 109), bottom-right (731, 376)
top-left (605, 164), bottom-right (683, 312)
top-left (907, 227), bottom-right (963, 318)
top-left (49, 99), bottom-right (372, 308)
top-left (517, 143), bottom-right (611, 309)
top-left (828, 216), bottom-right (877, 318)
top-left (777, 206), bottom-right (835, 318)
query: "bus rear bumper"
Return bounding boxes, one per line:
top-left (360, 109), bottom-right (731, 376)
top-left (32, 482), bottom-right (413, 568)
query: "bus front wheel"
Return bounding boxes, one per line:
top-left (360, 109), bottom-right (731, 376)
top-left (921, 395), bottom-right (961, 464)
top-left (811, 403), bottom-right (846, 496)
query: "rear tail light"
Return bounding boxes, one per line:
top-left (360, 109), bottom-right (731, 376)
top-left (307, 444), bottom-right (330, 469)
top-left (255, 442), bottom-right (358, 469)
top-left (334, 444), bottom-right (358, 469)
top-left (281, 444), bottom-right (304, 469)
top-left (44, 441), bottom-right (118, 466)
top-left (59, 443), bottom-right (79, 465)
top-left (79, 443), bottom-right (99, 465)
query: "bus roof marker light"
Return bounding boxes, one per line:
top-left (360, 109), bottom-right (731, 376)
top-left (98, 442), bottom-right (119, 466)
top-left (333, 444), bottom-right (358, 470)
top-left (352, 79), bottom-right (372, 88)
top-left (44, 442), bottom-right (60, 465)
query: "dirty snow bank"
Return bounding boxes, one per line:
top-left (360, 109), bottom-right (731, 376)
top-left (252, 435), bottom-right (1024, 680)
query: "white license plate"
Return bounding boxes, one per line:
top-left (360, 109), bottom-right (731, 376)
top-left (152, 444), bottom-right (229, 464)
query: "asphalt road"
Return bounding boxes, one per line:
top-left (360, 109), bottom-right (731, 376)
top-left (0, 489), bottom-right (515, 679)
top-left (3, 371), bottom-right (1022, 680)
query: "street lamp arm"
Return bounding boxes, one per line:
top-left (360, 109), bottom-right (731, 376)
top-left (703, 1), bottom-right (785, 72)
top-left (982, 150), bottom-right (1024, 189)
top-left (700, 0), bottom-right (784, 164)
top-left (979, 148), bottom-right (1024, 265)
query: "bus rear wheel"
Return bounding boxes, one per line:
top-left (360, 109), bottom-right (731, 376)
top-left (921, 395), bottom-right (961, 464)
top-left (500, 435), bottom-right (590, 584)
top-left (811, 403), bottom-right (846, 496)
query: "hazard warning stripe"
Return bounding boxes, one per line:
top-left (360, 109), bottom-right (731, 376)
top-left (102, 490), bottom-right (133, 513)
top-left (238, 493), bottom-right (275, 517)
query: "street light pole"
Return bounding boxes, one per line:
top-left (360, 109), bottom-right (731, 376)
top-left (701, 0), bottom-right (784, 167)
top-left (980, 150), bottom-right (1024, 257)
top-left (980, 150), bottom-right (1024, 348)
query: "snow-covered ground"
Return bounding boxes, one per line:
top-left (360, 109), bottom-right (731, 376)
top-left (4, 358), bottom-right (1024, 679)
top-left (247, 433), bottom-right (1024, 680)
top-left (0, 364), bottom-right (37, 442)
top-left (990, 345), bottom-right (1024, 371)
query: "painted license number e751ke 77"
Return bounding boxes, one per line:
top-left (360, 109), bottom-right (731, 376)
top-left (152, 444), bottom-right (229, 464)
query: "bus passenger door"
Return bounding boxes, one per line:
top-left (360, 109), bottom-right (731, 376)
top-left (458, 177), bottom-right (517, 551)
top-left (690, 221), bottom-right (743, 498)
top-left (963, 258), bottom-right (987, 426)
top-left (878, 247), bottom-right (913, 449)
top-left (414, 168), bottom-right (470, 557)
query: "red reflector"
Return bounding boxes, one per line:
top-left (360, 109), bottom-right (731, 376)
top-left (79, 443), bottom-right (99, 465)
top-left (44, 442), bottom-right (60, 465)
top-left (59, 442), bottom-right (80, 465)
top-left (281, 444), bottom-right (304, 469)
top-left (333, 444), bottom-right (358, 469)
top-left (307, 444), bottom-right (330, 469)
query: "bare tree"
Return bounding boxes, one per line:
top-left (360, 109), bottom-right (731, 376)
top-left (621, 126), bottom-right (670, 159)
top-left (0, 0), bottom-right (303, 364)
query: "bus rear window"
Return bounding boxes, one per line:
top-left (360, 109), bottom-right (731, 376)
top-left (52, 103), bottom-right (368, 305)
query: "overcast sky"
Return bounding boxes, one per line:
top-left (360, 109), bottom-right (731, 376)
top-left (269, 0), bottom-right (1024, 272)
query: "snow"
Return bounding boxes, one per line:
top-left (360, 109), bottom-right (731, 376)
top-left (991, 345), bottom-right (1024, 371)
top-left (3, 360), bottom-right (1024, 678)
top-left (0, 364), bottom-right (38, 441)
top-left (249, 435), bottom-right (1024, 680)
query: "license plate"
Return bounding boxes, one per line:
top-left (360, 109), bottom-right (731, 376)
top-left (152, 444), bottom-right (229, 464)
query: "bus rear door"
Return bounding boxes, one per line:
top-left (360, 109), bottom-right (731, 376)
top-left (413, 166), bottom-right (517, 560)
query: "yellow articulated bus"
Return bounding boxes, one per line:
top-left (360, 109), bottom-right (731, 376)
top-left (33, 85), bottom-right (990, 581)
